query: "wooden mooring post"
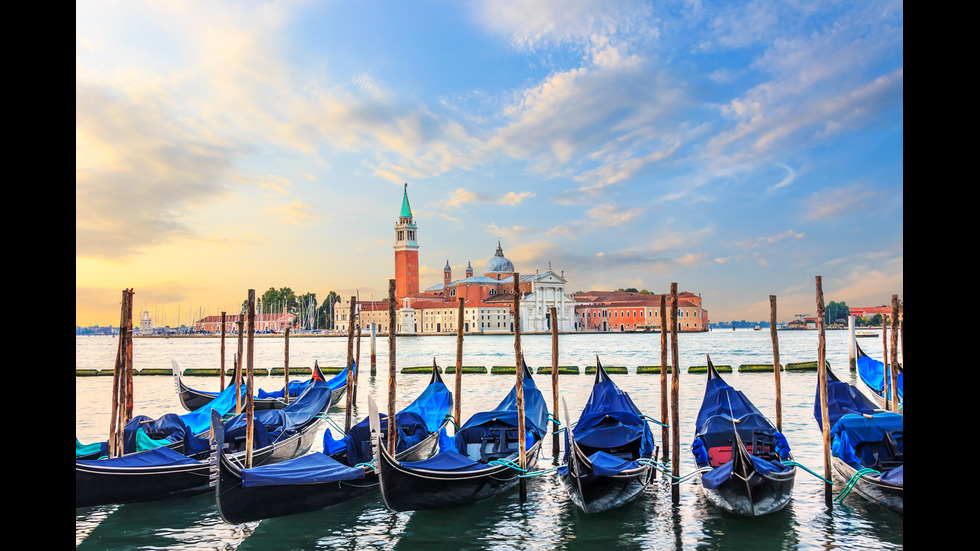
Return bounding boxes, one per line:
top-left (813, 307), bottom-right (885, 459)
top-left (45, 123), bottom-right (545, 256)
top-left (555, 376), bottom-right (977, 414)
top-left (283, 326), bottom-right (290, 404)
top-left (514, 273), bottom-right (527, 503)
top-left (816, 276), bottom-right (833, 510)
top-left (370, 322), bottom-right (377, 376)
top-left (455, 297), bottom-right (465, 428)
top-left (770, 296), bottom-right (783, 432)
top-left (550, 306), bottom-right (560, 461)
top-left (245, 289), bottom-right (256, 469)
top-left (660, 294), bottom-right (669, 462)
top-left (219, 312), bottom-right (227, 391)
top-left (387, 280), bottom-right (398, 455)
top-left (890, 295), bottom-right (900, 413)
top-left (107, 288), bottom-right (134, 458)
top-left (345, 297), bottom-right (356, 433)
top-left (670, 283), bottom-right (680, 505)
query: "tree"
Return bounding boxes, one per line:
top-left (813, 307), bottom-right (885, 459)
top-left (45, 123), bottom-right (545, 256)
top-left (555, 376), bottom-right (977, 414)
top-left (825, 301), bottom-right (850, 325)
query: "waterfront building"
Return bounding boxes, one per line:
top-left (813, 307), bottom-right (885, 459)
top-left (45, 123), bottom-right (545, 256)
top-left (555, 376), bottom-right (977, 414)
top-left (333, 184), bottom-right (707, 334)
top-left (573, 290), bottom-right (709, 332)
top-left (194, 311), bottom-right (297, 334)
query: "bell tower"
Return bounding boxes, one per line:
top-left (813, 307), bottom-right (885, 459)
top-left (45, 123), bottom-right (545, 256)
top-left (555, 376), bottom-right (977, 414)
top-left (394, 183), bottom-right (420, 302)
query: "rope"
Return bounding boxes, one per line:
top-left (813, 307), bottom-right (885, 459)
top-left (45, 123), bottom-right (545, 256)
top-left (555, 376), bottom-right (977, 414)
top-left (319, 415), bottom-right (345, 434)
top-left (546, 414), bottom-right (562, 426)
top-left (485, 458), bottom-right (561, 478)
top-left (443, 415), bottom-right (458, 431)
top-left (834, 468), bottom-right (881, 503)
top-left (636, 458), bottom-right (705, 484)
top-left (782, 461), bottom-right (832, 484)
top-left (640, 415), bottom-right (669, 428)
top-left (354, 462), bottom-right (376, 471)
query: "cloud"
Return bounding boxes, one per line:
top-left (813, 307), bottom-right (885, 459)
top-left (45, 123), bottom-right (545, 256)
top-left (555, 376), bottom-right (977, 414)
top-left (585, 203), bottom-right (644, 228)
top-left (436, 188), bottom-right (535, 209)
top-left (803, 184), bottom-right (884, 221)
top-left (732, 229), bottom-right (805, 249)
top-left (272, 200), bottom-right (320, 225)
top-left (75, 83), bottom-right (238, 260)
top-left (260, 175), bottom-right (292, 195)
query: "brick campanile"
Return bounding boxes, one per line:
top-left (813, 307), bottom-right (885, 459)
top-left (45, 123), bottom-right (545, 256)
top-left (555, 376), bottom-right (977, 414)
top-left (394, 183), bottom-right (420, 302)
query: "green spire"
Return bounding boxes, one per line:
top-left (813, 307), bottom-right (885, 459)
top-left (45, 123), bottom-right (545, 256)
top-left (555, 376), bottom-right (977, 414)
top-left (400, 183), bottom-right (413, 218)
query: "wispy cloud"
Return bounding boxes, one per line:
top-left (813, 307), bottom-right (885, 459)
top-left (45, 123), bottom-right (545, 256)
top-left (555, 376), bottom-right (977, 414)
top-left (803, 184), bottom-right (884, 221)
top-left (436, 188), bottom-right (535, 210)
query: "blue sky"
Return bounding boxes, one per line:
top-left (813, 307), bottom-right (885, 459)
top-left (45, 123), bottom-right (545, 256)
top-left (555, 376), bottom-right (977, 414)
top-left (76, 0), bottom-right (903, 327)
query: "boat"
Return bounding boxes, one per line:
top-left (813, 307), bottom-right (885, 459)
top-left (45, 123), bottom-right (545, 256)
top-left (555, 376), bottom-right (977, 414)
top-left (559, 357), bottom-right (657, 513)
top-left (690, 356), bottom-right (796, 516)
top-left (75, 361), bottom-right (247, 461)
top-left (75, 367), bottom-right (340, 508)
top-left (855, 343), bottom-right (902, 410)
top-left (371, 358), bottom-right (549, 512)
top-left (175, 360), bottom-right (345, 411)
top-left (212, 363), bottom-right (453, 524)
top-left (814, 366), bottom-right (903, 515)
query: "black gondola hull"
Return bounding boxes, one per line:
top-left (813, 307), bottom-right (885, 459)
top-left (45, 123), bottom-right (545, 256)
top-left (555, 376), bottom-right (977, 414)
top-left (697, 459), bottom-right (796, 517)
top-left (561, 467), bottom-right (653, 514)
top-left (214, 426), bottom-right (443, 524)
top-left (560, 436), bottom-right (656, 514)
top-left (75, 461), bottom-right (212, 508)
top-left (378, 440), bottom-right (542, 512)
top-left (76, 395), bottom-right (328, 509)
top-left (832, 457), bottom-right (903, 515)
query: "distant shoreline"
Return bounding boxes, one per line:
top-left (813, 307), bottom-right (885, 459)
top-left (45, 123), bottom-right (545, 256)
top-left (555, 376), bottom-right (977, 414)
top-left (76, 327), bottom-right (856, 339)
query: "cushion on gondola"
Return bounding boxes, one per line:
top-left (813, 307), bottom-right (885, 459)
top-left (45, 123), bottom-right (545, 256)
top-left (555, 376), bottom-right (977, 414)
top-left (240, 452), bottom-right (366, 487)
top-left (76, 445), bottom-right (200, 468)
top-left (76, 438), bottom-right (108, 459)
top-left (587, 450), bottom-right (640, 476)
top-left (399, 449), bottom-right (488, 472)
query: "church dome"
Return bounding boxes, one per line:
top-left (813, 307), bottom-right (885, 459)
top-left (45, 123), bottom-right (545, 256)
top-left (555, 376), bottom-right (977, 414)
top-left (485, 241), bottom-right (514, 274)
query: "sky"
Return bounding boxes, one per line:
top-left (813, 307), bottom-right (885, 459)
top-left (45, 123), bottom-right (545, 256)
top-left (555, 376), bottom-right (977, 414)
top-left (76, 0), bottom-right (903, 328)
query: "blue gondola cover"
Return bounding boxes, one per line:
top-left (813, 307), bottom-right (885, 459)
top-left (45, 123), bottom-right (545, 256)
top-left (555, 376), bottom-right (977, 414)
top-left (241, 452), bottom-right (366, 487)
top-left (830, 412), bottom-right (903, 471)
top-left (857, 347), bottom-right (903, 403)
top-left (76, 445), bottom-right (201, 468)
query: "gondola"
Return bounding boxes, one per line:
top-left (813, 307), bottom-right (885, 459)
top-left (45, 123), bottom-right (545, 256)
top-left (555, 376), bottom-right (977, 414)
top-left (75, 370), bottom-right (338, 508)
top-left (75, 362), bottom-right (247, 462)
top-left (691, 356), bottom-right (796, 516)
top-left (815, 365), bottom-right (903, 515)
top-left (212, 363), bottom-right (453, 524)
top-left (855, 343), bottom-right (903, 410)
top-left (371, 358), bottom-right (548, 512)
top-left (175, 360), bottom-right (345, 412)
top-left (559, 357), bottom-right (657, 513)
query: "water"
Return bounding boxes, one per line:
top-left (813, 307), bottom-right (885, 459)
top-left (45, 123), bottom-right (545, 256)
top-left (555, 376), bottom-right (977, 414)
top-left (75, 330), bottom-right (903, 550)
